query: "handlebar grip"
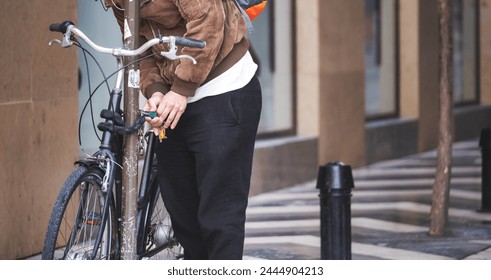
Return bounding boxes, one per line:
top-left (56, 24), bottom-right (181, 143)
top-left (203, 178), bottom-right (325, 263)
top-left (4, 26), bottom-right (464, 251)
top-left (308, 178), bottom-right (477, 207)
top-left (175, 37), bottom-right (206, 49)
top-left (49, 21), bottom-right (74, 33)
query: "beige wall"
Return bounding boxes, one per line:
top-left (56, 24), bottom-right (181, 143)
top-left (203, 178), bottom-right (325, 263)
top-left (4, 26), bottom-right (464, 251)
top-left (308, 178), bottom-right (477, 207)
top-left (399, 0), bottom-right (420, 118)
top-left (417, 0), bottom-right (440, 151)
top-left (295, 0), bottom-right (366, 168)
top-left (481, 0), bottom-right (491, 105)
top-left (296, 0), bottom-right (320, 136)
top-left (399, 0), bottom-right (440, 152)
top-left (317, 0), bottom-right (366, 167)
top-left (0, 1), bottom-right (78, 259)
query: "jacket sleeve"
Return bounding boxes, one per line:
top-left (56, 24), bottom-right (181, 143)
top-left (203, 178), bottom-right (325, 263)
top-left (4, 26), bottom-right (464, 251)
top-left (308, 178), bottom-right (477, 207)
top-left (171, 0), bottom-right (226, 96)
top-left (109, 2), bottom-right (170, 99)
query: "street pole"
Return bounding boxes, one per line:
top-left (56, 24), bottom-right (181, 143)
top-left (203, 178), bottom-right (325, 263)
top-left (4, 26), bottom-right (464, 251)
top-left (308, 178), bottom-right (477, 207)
top-left (479, 128), bottom-right (491, 212)
top-left (121, 0), bottom-right (140, 260)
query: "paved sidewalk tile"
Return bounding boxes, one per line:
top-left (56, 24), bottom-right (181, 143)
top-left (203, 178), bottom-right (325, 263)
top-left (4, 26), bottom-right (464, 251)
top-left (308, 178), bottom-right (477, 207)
top-left (244, 138), bottom-right (491, 260)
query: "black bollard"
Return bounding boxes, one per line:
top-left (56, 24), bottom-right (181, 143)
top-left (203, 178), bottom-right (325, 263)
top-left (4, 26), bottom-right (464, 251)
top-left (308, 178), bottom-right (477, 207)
top-left (316, 161), bottom-right (355, 260)
top-left (479, 128), bottom-right (491, 212)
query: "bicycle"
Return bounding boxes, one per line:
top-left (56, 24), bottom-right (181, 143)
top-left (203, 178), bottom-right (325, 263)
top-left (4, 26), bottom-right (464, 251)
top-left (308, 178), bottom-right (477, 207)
top-left (42, 21), bottom-right (205, 260)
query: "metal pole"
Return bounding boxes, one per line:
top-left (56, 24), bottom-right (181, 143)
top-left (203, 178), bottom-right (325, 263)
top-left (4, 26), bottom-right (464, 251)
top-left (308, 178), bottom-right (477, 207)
top-left (121, 0), bottom-right (140, 260)
top-left (316, 161), bottom-right (354, 260)
top-left (479, 128), bottom-right (491, 212)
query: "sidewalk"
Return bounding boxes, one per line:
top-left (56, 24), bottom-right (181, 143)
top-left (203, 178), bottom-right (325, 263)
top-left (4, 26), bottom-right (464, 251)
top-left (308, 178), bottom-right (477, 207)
top-left (243, 138), bottom-right (491, 260)
top-left (25, 138), bottom-right (491, 260)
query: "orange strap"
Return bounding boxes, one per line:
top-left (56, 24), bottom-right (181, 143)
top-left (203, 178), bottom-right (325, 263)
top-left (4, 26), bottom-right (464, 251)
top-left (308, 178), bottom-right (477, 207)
top-left (245, 1), bottom-right (267, 21)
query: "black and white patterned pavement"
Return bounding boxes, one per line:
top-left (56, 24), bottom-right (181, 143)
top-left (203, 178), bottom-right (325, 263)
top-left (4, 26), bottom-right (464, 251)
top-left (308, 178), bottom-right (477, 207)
top-left (244, 138), bottom-right (491, 260)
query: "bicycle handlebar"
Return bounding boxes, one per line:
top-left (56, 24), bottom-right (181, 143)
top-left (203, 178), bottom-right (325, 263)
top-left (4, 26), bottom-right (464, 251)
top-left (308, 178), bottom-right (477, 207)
top-left (49, 21), bottom-right (205, 136)
top-left (48, 21), bottom-right (206, 57)
top-left (49, 21), bottom-right (74, 33)
top-left (175, 37), bottom-right (206, 49)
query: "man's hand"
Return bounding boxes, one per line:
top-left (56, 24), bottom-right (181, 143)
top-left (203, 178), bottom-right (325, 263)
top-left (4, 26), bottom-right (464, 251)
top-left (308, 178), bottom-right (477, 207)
top-left (143, 91), bottom-right (188, 135)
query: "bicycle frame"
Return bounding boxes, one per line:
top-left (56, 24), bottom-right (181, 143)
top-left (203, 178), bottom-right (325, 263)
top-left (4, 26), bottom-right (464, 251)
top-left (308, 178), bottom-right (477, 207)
top-left (135, 132), bottom-right (167, 259)
top-left (79, 55), bottom-right (164, 259)
top-left (74, 59), bottom-right (171, 259)
top-left (89, 135), bottom-right (166, 259)
top-left (81, 51), bottom-right (125, 258)
top-left (47, 20), bottom-right (203, 260)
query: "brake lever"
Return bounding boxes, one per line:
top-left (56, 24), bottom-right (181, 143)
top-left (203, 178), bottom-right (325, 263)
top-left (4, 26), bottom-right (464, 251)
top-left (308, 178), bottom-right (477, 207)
top-left (160, 36), bottom-right (197, 64)
top-left (48, 39), bottom-right (62, 46)
top-left (48, 31), bottom-right (73, 48)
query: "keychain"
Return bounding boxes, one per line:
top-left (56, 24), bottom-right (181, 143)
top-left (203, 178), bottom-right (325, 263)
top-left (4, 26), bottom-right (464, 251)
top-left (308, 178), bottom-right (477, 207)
top-left (158, 126), bottom-right (166, 143)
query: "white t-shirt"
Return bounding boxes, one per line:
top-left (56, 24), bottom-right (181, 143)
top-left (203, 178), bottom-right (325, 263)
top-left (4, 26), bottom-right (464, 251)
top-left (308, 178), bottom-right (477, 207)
top-left (187, 51), bottom-right (258, 103)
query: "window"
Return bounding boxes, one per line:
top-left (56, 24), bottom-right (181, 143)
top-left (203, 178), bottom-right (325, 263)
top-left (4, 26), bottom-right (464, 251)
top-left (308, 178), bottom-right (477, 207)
top-left (249, 0), bottom-right (296, 136)
top-left (78, 0), bottom-right (122, 154)
top-left (364, 0), bottom-right (398, 119)
top-left (452, 0), bottom-right (478, 105)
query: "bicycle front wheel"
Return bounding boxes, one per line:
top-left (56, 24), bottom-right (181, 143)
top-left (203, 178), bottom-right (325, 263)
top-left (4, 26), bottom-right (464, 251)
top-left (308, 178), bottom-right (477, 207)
top-left (42, 166), bottom-right (116, 260)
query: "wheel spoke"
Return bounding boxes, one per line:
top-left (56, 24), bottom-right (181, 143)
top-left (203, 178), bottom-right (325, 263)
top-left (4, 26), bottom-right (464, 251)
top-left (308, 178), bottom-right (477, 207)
top-left (42, 167), bottom-right (115, 260)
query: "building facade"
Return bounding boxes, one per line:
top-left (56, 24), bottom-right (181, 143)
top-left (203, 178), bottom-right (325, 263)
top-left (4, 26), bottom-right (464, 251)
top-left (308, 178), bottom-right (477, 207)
top-left (1, 0), bottom-right (490, 259)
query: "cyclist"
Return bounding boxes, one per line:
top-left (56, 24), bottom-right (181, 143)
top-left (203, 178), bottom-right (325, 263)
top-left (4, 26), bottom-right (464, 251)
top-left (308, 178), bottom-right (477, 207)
top-left (105, 0), bottom-right (262, 260)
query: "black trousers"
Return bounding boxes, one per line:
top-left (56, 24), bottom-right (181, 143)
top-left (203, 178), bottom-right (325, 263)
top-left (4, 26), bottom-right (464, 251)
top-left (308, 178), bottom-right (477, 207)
top-left (156, 76), bottom-right (262, 259)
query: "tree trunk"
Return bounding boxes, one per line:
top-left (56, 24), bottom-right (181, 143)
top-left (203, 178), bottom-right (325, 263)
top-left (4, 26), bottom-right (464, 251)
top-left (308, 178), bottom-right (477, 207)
top-left (429, 0), bottom-right (453, 236)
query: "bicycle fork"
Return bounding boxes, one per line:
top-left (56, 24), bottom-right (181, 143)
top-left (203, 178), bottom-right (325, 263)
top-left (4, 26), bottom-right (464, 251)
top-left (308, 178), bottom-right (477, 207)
top-left (92, 151), bottom-right (118, 260)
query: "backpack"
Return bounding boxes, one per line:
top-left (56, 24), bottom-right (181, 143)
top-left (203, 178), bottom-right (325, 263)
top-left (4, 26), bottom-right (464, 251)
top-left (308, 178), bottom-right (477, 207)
top-left (236, 0), bottom-right (267, 21)
top-left (233, 0), bottom-right (267, 34)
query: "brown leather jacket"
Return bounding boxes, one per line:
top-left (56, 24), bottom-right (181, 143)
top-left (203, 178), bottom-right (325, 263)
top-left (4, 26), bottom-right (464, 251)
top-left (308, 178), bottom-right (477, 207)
top-left (105, 0), bottom-right (249, 98)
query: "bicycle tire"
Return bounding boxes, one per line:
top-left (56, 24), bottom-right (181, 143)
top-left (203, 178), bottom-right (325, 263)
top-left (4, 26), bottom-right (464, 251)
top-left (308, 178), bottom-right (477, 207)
top-left (137, 166), bottom-right (183, 259)
top-left (42, 166), bottom-right (117, 260)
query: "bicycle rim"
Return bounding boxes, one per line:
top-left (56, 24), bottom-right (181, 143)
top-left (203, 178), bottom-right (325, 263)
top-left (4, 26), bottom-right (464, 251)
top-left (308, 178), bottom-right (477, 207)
top-left (42, 166), bottom-right (115, 260)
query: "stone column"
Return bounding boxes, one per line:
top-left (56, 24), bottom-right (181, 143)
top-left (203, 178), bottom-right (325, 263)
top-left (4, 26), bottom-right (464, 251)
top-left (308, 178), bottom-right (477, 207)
top-left (400, 0), bottom-right (440, 151)
top-left (317, 0), bottom-right (366, 167)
